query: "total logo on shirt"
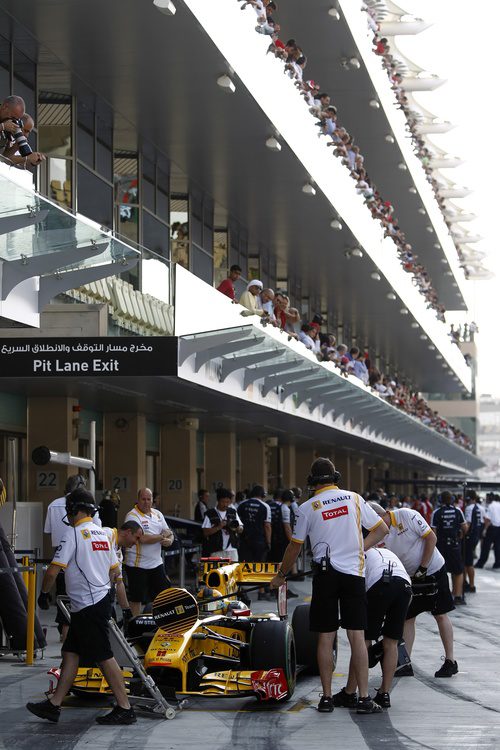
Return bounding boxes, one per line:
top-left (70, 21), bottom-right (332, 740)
top-left (91, 540), bottom-right (110, 551)
top-left (322, 506), bottom-right (348, 521)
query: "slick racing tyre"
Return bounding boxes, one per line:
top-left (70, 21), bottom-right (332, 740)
top-left (292, 603), bottom-right (337, 675)
top-left (249, 619), bottom-right (296, 700)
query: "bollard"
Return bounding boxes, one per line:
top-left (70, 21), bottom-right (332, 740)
top-left (22, 555), bottom-right (29, 590)
top-left (26, 561), bottom-right (36, 665)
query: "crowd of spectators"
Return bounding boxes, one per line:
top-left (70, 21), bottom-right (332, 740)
top-left (236, 0), bottom-right (447, 322)
top-left (216, 267), bottom-right (473, 452)
top-left (449, 321), bottom-right (478, 345)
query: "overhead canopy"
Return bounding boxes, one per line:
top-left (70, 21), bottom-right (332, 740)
top-left (178, 324), bottom-right (483, 475)
top-left (0, 161), bottom-right (139, 324)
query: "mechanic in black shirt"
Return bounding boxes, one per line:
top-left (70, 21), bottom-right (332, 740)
top-left (464, 491), bottom-right (482, 593)
top-left (431, 492), bottom-right (468, 605)
top-left (237, 485), bottom-right (272, 600)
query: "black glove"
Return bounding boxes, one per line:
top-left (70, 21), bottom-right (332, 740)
top-left (412, 566), bottom-right (428, 581)
top-left (122, 608), bottom-right (132, 636)
top-left (37, 591), bottom-right (51, 610)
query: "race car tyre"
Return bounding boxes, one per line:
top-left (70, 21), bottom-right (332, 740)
top-left (249, 620), bottom-right (296, 700)
top-left (292, 604), bottom-right (337, 675)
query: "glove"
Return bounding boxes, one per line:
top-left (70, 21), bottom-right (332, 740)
top-left (37, 591), bottom-right (51, 610)
top-left (122, 608), bottom-right (132, 636)
top-left (412, 566), bottom-right (428, 580)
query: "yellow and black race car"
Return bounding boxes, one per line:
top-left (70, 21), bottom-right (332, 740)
top-left (56, 560), bottom-right (337, 705)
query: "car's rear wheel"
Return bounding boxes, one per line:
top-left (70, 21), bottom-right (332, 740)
top-left (292, 604), bottom-right (337, 675)
top-left (249, 620), bottom-right (296, 700)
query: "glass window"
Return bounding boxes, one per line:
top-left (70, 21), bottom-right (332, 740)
top-left (192, 246), bottom-right (213, 285)
top-left (38, 99), bottom-right (72, 156)
top-left (214, 229), bottom-right (228, 287)
top-left (48, 158), bottom-right (72, 209)
top-left (0, 34), bottom-right (10, 95)
top-left (156, 165), bottom-right (169, 220)
top-left (96, 113), bottom-right (112, 180)
top-left (170, 195), bottom-right (189, 268)
top-left (142, 156), bottom-right (155, 212)
top-left (115, 154), bottom-right (139, 244)
top-left (77, 164), bottom-right (113, 229)
top-left (143, 210), bottom-right (169, 259)
top-left (13, 47), bottom-right (35, 116)
top-left (248, 256), bottom-right (260, 281)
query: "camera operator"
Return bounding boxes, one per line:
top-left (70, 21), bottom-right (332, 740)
top-left (431, 491), bottom-right (468, 605)
top-left (270, 458), bottom-right (388, 714)
top-left (369, 502), bottom-right (458, 678)
top-left (0, 97), bottom-right (44, 167)
top-left (337, 546), bottom-right (412, 710)
top-left (202, 487), bottom-right (243, 562)
top-left (27, 487), bottom-right (136, 725)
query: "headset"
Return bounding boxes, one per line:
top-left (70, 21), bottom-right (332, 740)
top-left (307, 470), bottom-right (341, 487)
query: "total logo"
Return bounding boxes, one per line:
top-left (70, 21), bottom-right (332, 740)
top-left (322, 506), bottom-right (348, 521)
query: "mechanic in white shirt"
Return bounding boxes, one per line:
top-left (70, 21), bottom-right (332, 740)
top-left (202, 487), bottom-right (243, 562)
top-left (370, 503), bottom-right (458, 679)
top-left (103, 521), bottom-right (143, 625)
top-left (270, 458), bottom-right (388, 714)
top-left (337, 547), bottom-right (412, 710)
top-left (43, 474), bottom-right (101, 640)
top-left (123, 487), bottom-right (174, 617)
top-left (29, 487), bottom-right (135, 725)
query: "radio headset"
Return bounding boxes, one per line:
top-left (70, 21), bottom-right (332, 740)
top-left (65, 487), bottom-right (110, 606)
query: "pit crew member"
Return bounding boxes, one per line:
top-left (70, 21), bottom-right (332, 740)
top-left (28, 487), bottom-right (136, 725)
top-left (270, 458), bottom-right (388, 714)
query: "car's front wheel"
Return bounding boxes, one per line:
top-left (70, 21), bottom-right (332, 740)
top-left (248, 619), bottom-right (296, 701)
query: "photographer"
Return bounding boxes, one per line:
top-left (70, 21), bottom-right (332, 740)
top-left (0, 97), bottom-right (44, 167)
top-left (202, 487), bottom-right (243, 562)
top-left (27, 487), bottom-right (136, 725)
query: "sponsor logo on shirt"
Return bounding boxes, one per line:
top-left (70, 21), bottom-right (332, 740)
top-left (313, 496), bottom-right (351, 510)
top-left (91, 541), bottom-right (110, 551)
top-left (322, 506), bottom-right (348, 521)
top-left (81, 529), bottom-right (91, 539)
top-left (312, 500), bottom-right (322, 511)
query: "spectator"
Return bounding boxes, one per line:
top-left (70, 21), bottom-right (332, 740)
top-left (237, 485), bottom-right (272, 599)
top-left (257, 287), bottom-right (276, 321)
top-left (194, 488), bottom-right (209, 523)
top-left (217, 265), bottom-right (242, 300)
top-left (239, 280), bottom-right (266, 316)
top-left (202, 487), bottom-right (243, 562)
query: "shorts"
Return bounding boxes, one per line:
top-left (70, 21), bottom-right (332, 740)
top-left (124, 563), bottom-right (171, 604)
top-left (63, 592), bottom-right (113, 664)
top-left (464, 535), bottom-right (479, 567)
top-left (239, 539), bottom-right (268, 563)
top-left (366, 577), bottom-right (412, 641)
top-left (437, 539), bottom-right (464, 574)
top-left (406, 565), bottom-right (455, 619)
top-left (310, 568), bottom-right (367, 632)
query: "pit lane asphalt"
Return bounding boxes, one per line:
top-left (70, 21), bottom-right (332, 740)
top-left (2, 567), bottom-right (500, 750)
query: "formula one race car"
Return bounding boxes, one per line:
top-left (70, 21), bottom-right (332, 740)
top-left (56, 560), bottom-right (337, 705)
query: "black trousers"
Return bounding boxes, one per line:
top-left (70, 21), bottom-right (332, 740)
top-left (476, 526), bottom-right (500, 567)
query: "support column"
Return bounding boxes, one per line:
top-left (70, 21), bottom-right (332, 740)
top-left (239, 438), bottom-right (267, 491)
top-left (103, 413), bottom-right (147, 521)
top-left (161, 423), bottom-right (198, 518)
top-left (295, 446), bottom-right (316, 490)
top-left (205, 432), bottom-right (236, 495)
top-left (281, 444), bottom-right (296, 488)
top-left (27, 396), bottom-right (80, 557)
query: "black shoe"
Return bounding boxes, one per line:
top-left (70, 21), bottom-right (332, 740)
top-left (454, 596), bottom-right (467, 605)
top-left (26, 698), bottom-right (60, 723)
top-left (474, 563), bottom-right (484, 568)
top-left (317, 695), bottom-right (334, 713)
top-left (468, 585), bottom-right (477, 593)
top-left (434, 659), bottom-right (458, 678)
top-left (332, 687), bottom-right (358, 708)
top-left (95, 705), bottom-right (137, 725)
top-left (492, 565), bottom-right (500, 569)
top-left (464, 582), bottom-right (471, 592)
top-left (356, 697), bottom-right (383, 714)
top-left (394, 663), bottom-right (414, 677)
top-left (286, 589), bottom-right (299, 599)
top-left (257, 592), bottom-right (274, 601)
top-left (373, 691), bottom-right (391, 708)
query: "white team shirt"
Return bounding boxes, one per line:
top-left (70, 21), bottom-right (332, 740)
top-left (384, 508), bottom-right (444, 577)
top-left (292, 485), bottom-right (383, 577)
top-left (280, 503), bottom-right (291, 525)
top-left (364, 547), bottom-right (411, 591)
top-left (486, 503), bottom-right (500, 526)
top-left (44, 496), bottom-right (101, 547)
top-left (103, 527), bottom-right (123, 580)
top-left (123, 505), bottom-right (169, 569)
top-left (52, 517), bottom-right (119, 611)
top-left (202, 509), bottom-right (243, 552)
